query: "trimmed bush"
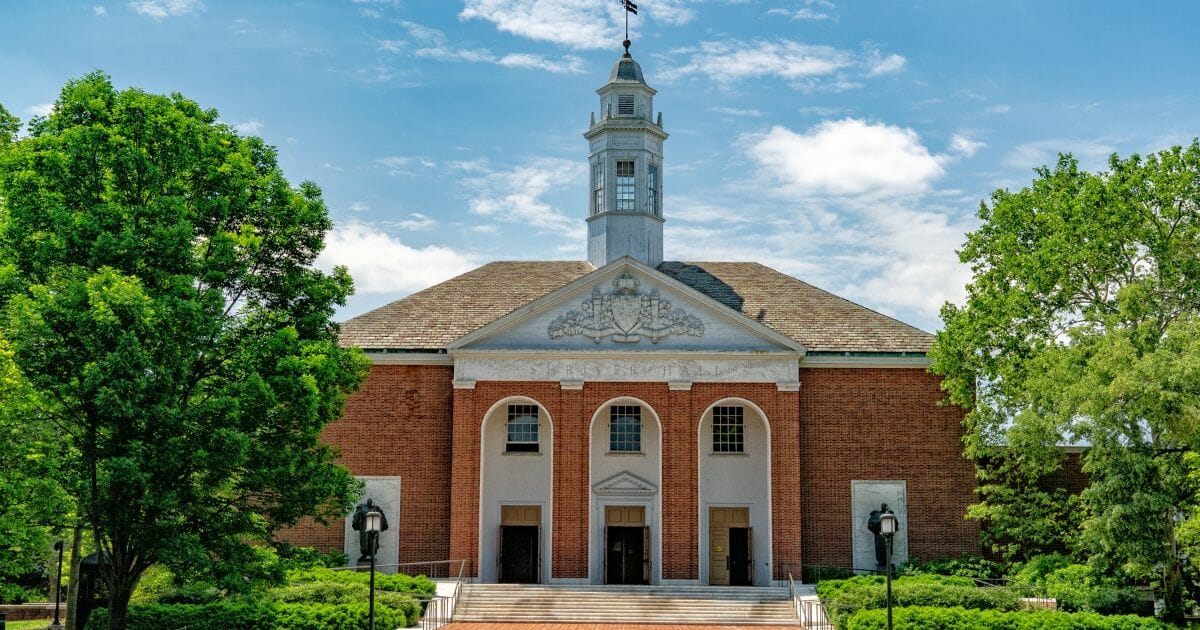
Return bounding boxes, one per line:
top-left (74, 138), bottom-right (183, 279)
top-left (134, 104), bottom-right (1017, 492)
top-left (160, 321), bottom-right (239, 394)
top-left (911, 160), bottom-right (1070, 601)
top-left (264, 579), bottom-right (421, 623)
top-left (818, 576), bottom-right (1022, 629)
top-left (845, 605), bottom-right (1171, 630)
top-left (287, 567), bottom-right (436, 597)
top-left (85, 601), bottom-right (415, 630)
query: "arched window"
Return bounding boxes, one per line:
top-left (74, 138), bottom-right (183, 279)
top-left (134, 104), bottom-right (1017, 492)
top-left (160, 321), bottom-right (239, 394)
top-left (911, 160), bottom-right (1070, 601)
top-left (506, 404), bottom-right (540, 452)
top-left (609, 405), bottom-right (642, 452)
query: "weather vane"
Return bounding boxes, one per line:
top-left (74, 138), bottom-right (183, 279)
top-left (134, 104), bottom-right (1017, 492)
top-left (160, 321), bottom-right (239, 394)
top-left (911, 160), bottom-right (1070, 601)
top-left (621, 0), bottom-right (638, 56)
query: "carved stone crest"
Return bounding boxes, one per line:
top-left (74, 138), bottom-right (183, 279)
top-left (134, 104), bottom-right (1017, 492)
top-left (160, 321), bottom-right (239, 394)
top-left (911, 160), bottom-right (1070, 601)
top-left (548, 273), bottom-right (704, 343)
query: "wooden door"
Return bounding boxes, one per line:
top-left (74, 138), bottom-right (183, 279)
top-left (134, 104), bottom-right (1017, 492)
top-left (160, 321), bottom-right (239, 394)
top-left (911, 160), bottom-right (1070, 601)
top-left (605, 506), bottom-right (647, 585)
top-left (499, 506), bottom-right (540, 584)
top-left (709, 507), bottom-right (750, 585)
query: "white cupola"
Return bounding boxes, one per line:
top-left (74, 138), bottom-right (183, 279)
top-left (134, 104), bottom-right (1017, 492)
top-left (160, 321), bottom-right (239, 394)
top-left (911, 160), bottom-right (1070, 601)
top-left (584, 42), bottom-right (668, 268)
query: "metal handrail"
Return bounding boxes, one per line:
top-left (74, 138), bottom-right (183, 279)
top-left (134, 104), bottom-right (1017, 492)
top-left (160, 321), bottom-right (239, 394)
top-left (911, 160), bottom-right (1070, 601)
top-left (328, 559), bottom-right (469, 630)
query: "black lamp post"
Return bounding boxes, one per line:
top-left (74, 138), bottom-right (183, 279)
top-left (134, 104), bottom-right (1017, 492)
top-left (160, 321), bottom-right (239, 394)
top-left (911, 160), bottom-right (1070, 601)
top-left (51, 540), bottom-right (65, 629)
top-left (364, 505), bottom-right (384, 630)
top-left (879, 511), bottom-right (898, 630)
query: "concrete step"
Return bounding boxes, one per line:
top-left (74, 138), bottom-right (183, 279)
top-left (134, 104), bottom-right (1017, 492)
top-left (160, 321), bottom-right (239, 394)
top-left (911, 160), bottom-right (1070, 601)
top-left (455, 583), bottom-right (800, 625)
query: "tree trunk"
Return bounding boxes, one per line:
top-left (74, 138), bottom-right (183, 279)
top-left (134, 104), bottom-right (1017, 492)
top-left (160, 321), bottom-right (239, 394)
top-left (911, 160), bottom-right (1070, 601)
top-left (105, 573), bottom-right (135, 630)
top-left (66, 525), bottom-right (83, 630)
top-left (1161, 558), bottom-right (1185, 625)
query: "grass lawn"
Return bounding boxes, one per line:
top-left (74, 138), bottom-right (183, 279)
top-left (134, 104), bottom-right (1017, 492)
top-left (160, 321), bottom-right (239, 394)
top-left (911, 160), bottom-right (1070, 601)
top-left (5, 620), bottom-right (53, 630)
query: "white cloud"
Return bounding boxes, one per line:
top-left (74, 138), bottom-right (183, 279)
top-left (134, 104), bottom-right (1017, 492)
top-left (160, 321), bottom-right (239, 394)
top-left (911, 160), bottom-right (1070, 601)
top-left (25, 103), bottom-right (53, 117)
top-left (127, 0), bottom-right (202, 20)
top-left (644, 0), bottom-right (695, 25)
top-left (866, 52), bottom-right (906, 76)
top-left (661, 39), bottom-right (905, 89)
top-left (744, 119), bottom-right (945, 197)
top-left (347, 201), bottom-right (370, 213)
top-left (709, 106), bottom-right (764, 117)
top-left (661, 40), bottom-right (853, 85)
top-left (321, 162), bottom-right (345, 172)
top-left (948, 133), bottom-right (986, 157)
top-left (94, 6), bottom-right (108, 16)
top-left (985, 104), bottom-right (1011, 114)
top-left (316, 222), bottom-right (476, 295)
top-left (765, 7), bottom-right (832, 20)
top-left (416, 47), bottom-right (585, 74)
top-left (1005, 139), bottom-right (1116, 171)
top-left (395, 213), bottom-right (437, 231)
top-left (398, 20), bottom-right (446, 46)
top-left (460, 0), bottom-right (621, 50)
top-left (232, 119), bottom-right (263, 135)
top-left (377, 156), bottom-right (434, 176)
top-left (463, 157), bottom-right (585, 237)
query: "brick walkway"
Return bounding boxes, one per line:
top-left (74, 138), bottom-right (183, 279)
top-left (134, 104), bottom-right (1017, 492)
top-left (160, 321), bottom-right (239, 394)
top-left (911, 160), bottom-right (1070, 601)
top-left (444, 619), bottom-right (806, 624)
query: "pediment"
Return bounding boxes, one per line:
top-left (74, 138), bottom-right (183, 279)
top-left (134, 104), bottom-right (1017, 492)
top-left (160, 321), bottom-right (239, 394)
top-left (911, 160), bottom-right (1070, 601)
top-left (448, 257), bottom-right (803, 353)
top-left (593, 471), bottom-right (657, 497)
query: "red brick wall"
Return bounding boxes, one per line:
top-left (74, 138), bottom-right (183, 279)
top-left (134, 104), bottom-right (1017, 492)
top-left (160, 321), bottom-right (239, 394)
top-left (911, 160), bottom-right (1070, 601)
top-left (275, 364), bottom-right (454, 564)
top-left (798, 368), bottom-right (978, 570)
top-left (282, 363), bottom-right (979, 581)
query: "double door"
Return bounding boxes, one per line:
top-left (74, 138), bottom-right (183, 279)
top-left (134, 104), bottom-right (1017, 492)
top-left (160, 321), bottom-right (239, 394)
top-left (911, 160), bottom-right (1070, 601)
top-left (605, 505), bottom-right (649, 585)
top-left (709, 507), bottom-right (752, 586)
top-left (499, 506), bottom-right (540, 584)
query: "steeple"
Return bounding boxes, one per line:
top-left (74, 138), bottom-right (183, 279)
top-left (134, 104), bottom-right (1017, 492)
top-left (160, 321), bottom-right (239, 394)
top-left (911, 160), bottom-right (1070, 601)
top-left (584, 41), bottom-right (668, 269)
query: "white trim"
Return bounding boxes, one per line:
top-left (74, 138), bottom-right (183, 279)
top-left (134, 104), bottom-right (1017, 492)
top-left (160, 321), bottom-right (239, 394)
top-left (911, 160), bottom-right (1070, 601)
top-left (452, 379), bottom-right (476, 390)
top-left (452, 352), bottom-right (798, 385)
top-left (478, 396), bottom-right (554, 584)
top-left (588, 396), bottom-right (664, 585)
top-left (697, 397), bottom-right (773, 587)
top-left (447, 257), bottom-right (806, 353)
top-left (364, 352), bottom-right (453, 365)
top-left (801, 355), bottom-right (929, 368)
top-left (777, 381), bottom-right (801, 392)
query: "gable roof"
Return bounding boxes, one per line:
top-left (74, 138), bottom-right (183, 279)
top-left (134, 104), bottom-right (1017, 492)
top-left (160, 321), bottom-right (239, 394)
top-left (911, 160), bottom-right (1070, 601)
top-left (338, 260), bottom-right (933, 353)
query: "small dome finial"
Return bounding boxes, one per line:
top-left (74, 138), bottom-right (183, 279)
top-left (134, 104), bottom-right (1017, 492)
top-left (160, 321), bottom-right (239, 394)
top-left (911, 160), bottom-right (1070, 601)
top-left (622, 39), bottom-right (631, 57)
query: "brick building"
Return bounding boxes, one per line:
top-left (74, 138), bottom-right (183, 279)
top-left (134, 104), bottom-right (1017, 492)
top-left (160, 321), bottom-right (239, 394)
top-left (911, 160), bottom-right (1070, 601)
top-left (280, 45), bottom-right (979, 586)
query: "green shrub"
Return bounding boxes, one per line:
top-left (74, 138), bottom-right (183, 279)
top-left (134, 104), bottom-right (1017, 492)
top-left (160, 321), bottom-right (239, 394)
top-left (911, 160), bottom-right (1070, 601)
top-left (272, 543), bottom-right (348, 570)
top-left (286, 567), bottom-right (436, 597)
top-left (85, 600), bottom-right (417, 629)
top-left (902, 555), bottom-right (1007, 580)
top-left (1009, 553), bottom-right (1074, 587)
top-left (818, 577), bottom-right (1021, 629)
top-left (264, 579), bottom-right (420, 623)
top-left (803, 564), bottom-right (854, 583)
top-left (0, 581), bottom-right (34, 604)
top-left (845, 605), bottom-right (1171, 630)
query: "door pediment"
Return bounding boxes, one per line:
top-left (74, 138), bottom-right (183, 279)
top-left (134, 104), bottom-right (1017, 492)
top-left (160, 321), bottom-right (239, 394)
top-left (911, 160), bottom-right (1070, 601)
top-left (593, 471), bottom-right (657, 497)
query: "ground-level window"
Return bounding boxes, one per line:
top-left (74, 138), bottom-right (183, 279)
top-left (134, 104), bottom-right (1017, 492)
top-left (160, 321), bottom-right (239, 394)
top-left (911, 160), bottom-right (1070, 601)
top-left (507, 404), bottom-right (540, 452)
top-left (712, 406), bottom-right (744, 453)
top-left (610, 405), bottom-right (642, 452)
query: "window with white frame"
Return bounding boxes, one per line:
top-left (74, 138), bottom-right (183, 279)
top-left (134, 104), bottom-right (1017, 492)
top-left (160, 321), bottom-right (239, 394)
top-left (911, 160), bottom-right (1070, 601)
top-left (648, 164), bottom-right (659, 215)
top-left (506, 404), bottom-right (539, 452)
top-left (592, 161), bottom-right (604, 214)
top-left (609, 405), bottom-right (642, 452)
top-left (616, 160), bottom-right (636, 210)
top-left (712, 406), bottom-right (744, 453)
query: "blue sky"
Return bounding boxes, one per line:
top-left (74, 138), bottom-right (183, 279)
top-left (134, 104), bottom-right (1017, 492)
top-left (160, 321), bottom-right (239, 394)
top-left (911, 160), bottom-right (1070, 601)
top-left (3, 1), bottom-right (1198, 332)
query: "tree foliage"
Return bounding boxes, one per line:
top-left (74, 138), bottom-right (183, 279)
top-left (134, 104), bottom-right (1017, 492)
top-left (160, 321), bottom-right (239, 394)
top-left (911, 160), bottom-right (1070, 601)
top-left (0, 73), bottom-right (369, 629)
top-left (930, 143), bottom-right (1200, 622)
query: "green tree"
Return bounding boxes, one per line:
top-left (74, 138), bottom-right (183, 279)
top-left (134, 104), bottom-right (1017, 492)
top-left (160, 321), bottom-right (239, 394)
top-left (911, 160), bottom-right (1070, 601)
top-left (0, 73), bottom-right (369, 629)
top-left (930, 143), bottom-right (1200, 623)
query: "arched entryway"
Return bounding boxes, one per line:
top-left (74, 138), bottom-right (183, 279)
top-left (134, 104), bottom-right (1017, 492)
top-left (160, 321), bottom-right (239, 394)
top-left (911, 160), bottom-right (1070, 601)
top-left (588, 397), bottom-right (663, 585)
top-left (478, 396), bottom-right (553, 583)
top-left (697, 398), bottom-right (772, 586)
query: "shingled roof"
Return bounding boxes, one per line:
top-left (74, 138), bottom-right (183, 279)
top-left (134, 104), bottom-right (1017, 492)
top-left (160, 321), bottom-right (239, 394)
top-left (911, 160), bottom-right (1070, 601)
top-left (339, 260), bottom-right (933, 353)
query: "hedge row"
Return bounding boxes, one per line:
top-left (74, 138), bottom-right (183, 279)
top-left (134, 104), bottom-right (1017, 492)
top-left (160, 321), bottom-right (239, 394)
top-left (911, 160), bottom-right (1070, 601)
top-left (819, 577), bottom-right (1023, 628)
top-left (845, 606), bottom-right (1172, 630)
top-left (84, 601), bottom-right (415, 630)
top-left (287, 567), bottom-right (436, 597)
